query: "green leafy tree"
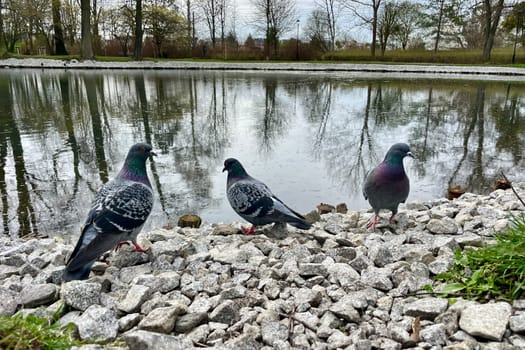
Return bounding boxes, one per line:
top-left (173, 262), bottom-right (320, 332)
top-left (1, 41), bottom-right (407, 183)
top-left (421, 0), bottom-right (467, 51)
top-left (144, 4), bottom-right (185, 57)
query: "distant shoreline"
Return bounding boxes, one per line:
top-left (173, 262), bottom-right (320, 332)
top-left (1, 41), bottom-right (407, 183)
top-left (1, 58), bottom-right (525, 81)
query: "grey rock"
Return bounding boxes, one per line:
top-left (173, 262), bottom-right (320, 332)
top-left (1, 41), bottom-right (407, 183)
top-left (370, 337), bottom-right (402, 350)
top-left (298, 263), bottom-right (328, 278)
top-left (150, 236), bottom-right (192, 257)
top-left (174, 312), bottom-right (208, 333)
top-left (75, 305), bottom-right (118, 341)
top-left (368, 245), bottom-right (395, 267)
top-left (118, 313), bottom-right (143, 332)
top-left (138, 305), bottom-right (186, 333)
top-left (327, 263), bottom-right (360, 286)
top-left (132, 271), bottom-right (180, 293)
top-left (420, 323), bottom-right (447, 346)
top-left (427, 217), bottom-right (459, 234)
top-left (459, 302), bottom-right (512, 341)
top-left (327, 329), bottom-right (352, 349)
top-left (329, 295), bottom-right (361, 322)
top-left (20, 283), bottom-right (57, 308)
top-left (261, 321), bottom-right (288, 346)
top-left (122, 330), bottom-right (194, 350)
top-left (294, 311), bottom-right (319, 330)
top-left (0, 287), bottom-right (19, 316)
top-left (110, 248), bottom-right (149, 268)
top-left (388, 324), bottom-right (414, 347)
top-left (404, 297), bottom-right (449, 320)
top-left (186, 324), bottom-right (209, 344)
top-left (220, 285), bottom-right (247, 299)
top-left (61, 281), bottom-right (101, 311)
top-left (118, 284), bottom-right (151, 314)
top-left (509, 312), bottom-right (525, 333)
top-left (291, 287), bottom-right (322, 307)
top-left (435, 310), bottom-right (459, 335)
top-left (349, 254), bottom-right (372, 273)
top-left (361, 267), bottom-right (393, 291)
top-left (118, 264), bottom-right (153, 284)
top-left (317, 311), bottom-right (341, 338)
top-left (209, 299), bottom-right (239, 324)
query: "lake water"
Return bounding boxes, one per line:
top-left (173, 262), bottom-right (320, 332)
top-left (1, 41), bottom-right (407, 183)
top-left (1, 68), bottom-right (524, 239)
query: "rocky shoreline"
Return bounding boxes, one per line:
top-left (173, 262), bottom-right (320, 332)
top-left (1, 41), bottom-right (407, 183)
top-left (1, 184), bottom-right (525, 350)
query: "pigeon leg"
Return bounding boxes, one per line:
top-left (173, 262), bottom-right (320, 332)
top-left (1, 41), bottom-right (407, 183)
top-left (367, 215), bottom-right (379, 230)
top-left (131, 241), bottom-right (149, 253)
top-left (241, 225), bottom-right (256, 235)
top-left (114, 241), bottom-right (131, 251)
top-left (388, 214), bottom-right (397, 224)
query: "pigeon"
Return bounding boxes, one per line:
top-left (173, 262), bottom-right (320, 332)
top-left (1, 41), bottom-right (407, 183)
top-left (223, 158), bottom-right (311, 234)
top-left (363, 143), bottom-right (414, 230)
top-left (63, 143), bottom-right (156, 281)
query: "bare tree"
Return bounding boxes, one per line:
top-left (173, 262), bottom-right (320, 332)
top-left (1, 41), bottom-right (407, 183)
top-left (377, 1), bottom-right (399, 55)
top-left (306, 9), bottom-right (330, 52)
top-left (133, 0), bottom-right (143, 60)
top-left (316, 0), bottom-right (339, 51)
top-left (251, 0), bottom-right (296, 58)
top-left (481, 0), bottom-right (505, 61)
top-left (81, 0), bottom-right (94, 59)
top-left (52, 0), bottom-right (68, 54)
top-left (197, 0), bottom-right (219, 46)
top-left (394, 1), bottom-right (421, 50)
top-left (339, 0), bottom-right (382, 57)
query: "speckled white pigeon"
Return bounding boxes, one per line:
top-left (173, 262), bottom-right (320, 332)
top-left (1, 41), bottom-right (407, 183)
top-left (223, 158), bottom-right (311, 234)
top-left (63, 143), bottom-right (155, 281)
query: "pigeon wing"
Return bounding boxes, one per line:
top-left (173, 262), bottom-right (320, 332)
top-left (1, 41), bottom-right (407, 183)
top-left (65, 182), bottom-right (153, 270)
top-left (228, 179), bottom-right (274, 218)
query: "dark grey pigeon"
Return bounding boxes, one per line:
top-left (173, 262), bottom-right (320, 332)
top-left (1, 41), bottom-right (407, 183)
top-left (63, 143), bottom-right (155, 281)
top-left (363, 143), bottom-right (414, 230)
top-left (223, 158), bottom-right (311, 234)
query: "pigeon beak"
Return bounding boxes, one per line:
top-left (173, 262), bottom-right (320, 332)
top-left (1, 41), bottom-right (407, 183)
top-left (407, 151), bottom-right (414, 159)
top-left (149, 150), bottom-right (157, 158)
top-left (222, 167), bottom-right (226, 172)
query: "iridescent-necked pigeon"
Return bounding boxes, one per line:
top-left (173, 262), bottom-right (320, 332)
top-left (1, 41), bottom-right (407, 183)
top-left (363, 143), bottom-right (413, 229)
top-left (63, 143), bottom-right (155, 281)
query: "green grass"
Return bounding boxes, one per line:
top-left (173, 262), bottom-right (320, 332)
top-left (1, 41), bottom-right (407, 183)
top-left (0, 312), bottom-right (84, 350)
top-left (436, 215), bottom-right (525, 301)
top-left (323, 47), bottom-right (525, 66)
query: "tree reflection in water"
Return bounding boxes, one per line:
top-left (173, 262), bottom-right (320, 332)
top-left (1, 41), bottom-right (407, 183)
top-left (0, 70), bottom-right (524, 238)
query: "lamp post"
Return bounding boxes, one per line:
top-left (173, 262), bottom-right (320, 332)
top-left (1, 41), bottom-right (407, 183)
top-left (296, 19), bottom-right (300, 60)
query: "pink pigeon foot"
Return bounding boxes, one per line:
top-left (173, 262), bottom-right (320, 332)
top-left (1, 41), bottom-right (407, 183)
top-left (388, 214), bottom-right (397, 224)
top-left (241, 225), bottom-right (256, 235)
top-left (367, 215), bottom-right (379, 230)
top-left (115, 241), bottom-right (149, 252)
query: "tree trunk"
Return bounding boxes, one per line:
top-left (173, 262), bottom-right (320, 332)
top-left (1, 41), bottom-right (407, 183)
top-left (0, 0), bottom-right (6, 53)
top-left (187, 0), bottom-right (192, 52)
top-left (80, 0), bottom-right (94, 59)
top-left (52, 0), bottom-right (68, 55)
top-left (482, 0), bottom-right (504, 62)
top-left (434, 0), bottom-right (444, 52)
top-left (133, 0), bottom-right (143, 60)
top-left (371, 0), bottom-right (381, 57)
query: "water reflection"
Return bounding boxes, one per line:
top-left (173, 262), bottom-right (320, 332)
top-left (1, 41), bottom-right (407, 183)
top-left (0, 69), bottom-right (524, 238)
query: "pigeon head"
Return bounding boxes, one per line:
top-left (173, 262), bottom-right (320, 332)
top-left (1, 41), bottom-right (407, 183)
top-left (222, 158), bottom-right (248, 177)
top-left (120, 143), bottom-right (156, 181)
top-left (384, 143), bottom-right (414, 164)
